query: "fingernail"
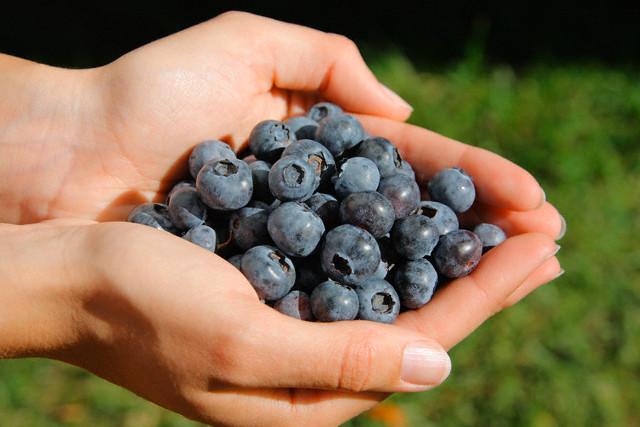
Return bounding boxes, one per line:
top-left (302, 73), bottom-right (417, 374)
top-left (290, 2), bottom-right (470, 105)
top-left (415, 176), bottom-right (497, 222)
top-left (546, 244), bottom-right (561, 261)
top-left (379, 82), bottom-right (414, 112)
top-left (401, 342), bottom-right (451, 388)
top-left (536, 187), bottom-right (547, 210)
top-left (552, 268), bottom-right (565, 280)
top-left (556, 214), bottom-right (567, 240)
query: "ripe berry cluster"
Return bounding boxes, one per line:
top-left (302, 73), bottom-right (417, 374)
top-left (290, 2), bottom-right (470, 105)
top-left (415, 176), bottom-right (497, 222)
top-left (127, 102), bottom-right (507, 324)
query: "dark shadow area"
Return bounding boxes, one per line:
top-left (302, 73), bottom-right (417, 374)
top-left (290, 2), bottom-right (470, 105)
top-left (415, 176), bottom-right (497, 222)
top-left (1, 1), bottom-right (637, 68)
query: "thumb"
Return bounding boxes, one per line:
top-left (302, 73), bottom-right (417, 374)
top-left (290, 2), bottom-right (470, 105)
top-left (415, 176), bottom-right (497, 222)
top-left (219, 308), bottom-right (452, 393)
top-left (212, 11), bottom-right (414, 121)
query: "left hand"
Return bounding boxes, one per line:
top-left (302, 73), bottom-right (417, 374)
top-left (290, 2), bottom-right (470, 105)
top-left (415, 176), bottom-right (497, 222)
top-left (0, 11), bottom-right (412, 224)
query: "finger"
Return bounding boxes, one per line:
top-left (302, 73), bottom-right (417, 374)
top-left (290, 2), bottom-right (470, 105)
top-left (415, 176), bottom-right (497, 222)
top-left (357, 115), bottom-right (547, 212)
top-left (191, 387), bottom-right (386, 427)
top-left (209, 307), bottom-right (451, 394)
top-left (210, 11), bottom-right (413, 120)
top-left (502, 255), bottom-right (563, 308)
top-left (470, 201), bottom-right (566, 240)
top-left (395, 232), bottom-right (560, 350)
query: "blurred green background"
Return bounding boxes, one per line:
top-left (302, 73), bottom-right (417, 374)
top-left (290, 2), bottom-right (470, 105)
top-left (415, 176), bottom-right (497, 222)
top-left (1, 2), bottom-right (639, 426)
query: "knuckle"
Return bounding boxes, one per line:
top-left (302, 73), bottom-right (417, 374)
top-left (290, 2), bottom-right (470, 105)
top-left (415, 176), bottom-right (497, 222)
top-left (336, 331), bottom-right (377, 392)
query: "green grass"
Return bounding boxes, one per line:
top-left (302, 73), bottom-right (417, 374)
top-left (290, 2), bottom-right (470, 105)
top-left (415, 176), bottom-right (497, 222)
top-left (2, 53), bottom-right (639, 426)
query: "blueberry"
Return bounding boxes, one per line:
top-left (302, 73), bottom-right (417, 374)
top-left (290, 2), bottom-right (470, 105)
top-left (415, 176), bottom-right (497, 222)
top-left (390, 214), bottom-right (440, 259)
top-left (473, 223), bottom-right (507, 252)
top-left (227, 253), bottom-right (244, 270)
top-left (229, 206), bottom-right (272, 251)
top-left (241, 245), bottom-right (296, 301)
top-left (310, 280), bottom-right (359, 322)
top-left (332, 157), bottom-right (380, 199)
top-left (320, 224), bottom-right (381, 286)
top-left (355, 136), bottom-right (403, 178)
top-left (282, 139), bottom-right (336, 189)
top-left (377, 173), bottom-right (421, 220)
top-left (305, 101), bottom-right (343, 123)
top-left (268, 155), bottom-right (319, 202)
top-left (249, 120), bottom-right (296, 162)
top-left (396, 159), bottom-right (416, 180)
top-left (427, 167), bottom-right (476, 213)
top-left (417, 200), bottom-right (459, 236)
top-left (167, 185), bottom-right (207, 230)
top-left (273, 290), bottom-right (314, 321)
top-left (315, 113), bottom-right (365, 157)
top-left (182, 224), bottom-right (217, 253)
top-left (267, 202), bottom-right (325, 257)
top-left (339, 191), bottom-right (395, 238)
top-left (292, 255), bottom-right (327, 294)
top-left (304, 192), bottom-right (340, 230)
top-left (433, 229), bottom-right (483, 279)
top-left (249, 160), bottom-right (274, 203)
top-left (127, 202), bottom-right (176, 233)
top-left (166, 179), bottom-right (195, 205)
top-left (390, 258), bottom-right (438, 309)
top-left (355, 278), bottom-right (400, 324)
top-left (284, 116), bottom-right (319, 140)
top-left (196, 157), bottom-right (253, 210)
top-left (189, 139), bottom-right (236, 179)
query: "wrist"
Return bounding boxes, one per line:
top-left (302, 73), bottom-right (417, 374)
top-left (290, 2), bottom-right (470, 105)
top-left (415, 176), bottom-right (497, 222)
top-left (0, 54), bottom-right (107, 223)
top-left (0, 221), bottom-right (95, 359)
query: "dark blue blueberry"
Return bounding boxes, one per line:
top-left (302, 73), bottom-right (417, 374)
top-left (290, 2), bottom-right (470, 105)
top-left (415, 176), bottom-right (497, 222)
top-left (229, 206), bottom-right (272, 251)
top-left (339, 191), bottom-right (395, 238)
top-left (332, 157), bottom-right (380, 199)
top-left (127, 202), bottom-right (176, 233)
top-left (273, 290), bottom-right (314, 321)
top-left (249, 120), bottom-right (296, 162)
top-left (167, 185), bottom-right (207, 230)
top-left (355, 136), bottom-right (403, 178)
top-left (284, 116), bottom-right (320, 140)
top-left (166, 179), bottom-right (195, 205)
top-left (377, 173), bottom-right (421, 220)
top-left (196, 157), bottom-right (253, 210)
top-left (418, 200), bottom-right (459, 236)
top-left (355, 278), bottom-right (400, 324)
top-left (305, 101), bottom-right (343, 123)
top-left (310, 280), bottom-right (359, 322)
top-left (267, 202), bottom-right (325, 257)
top-left (396, 159), bottom-right (416, 180)
top-left (473, 223), bottom-right (507, 253)
top-left (304, 192), bottom-right (340, 230)
top-left (292, 255), bottom-right (327, 294)
top-left (226, 253), bottom-right (244, 270)
top-left (320, 224), bottom-right (381, 286)
top-left (182, 224), bottom-right (217, 253)
top-left (433, 229), bottom-right (483, 279)
top-left (282, 139), bottom-right (336, 189)
top-left (249, 160), bottom-right (274, 203)
top-left (268, 155), bottom-right (319, 202)
top-left (240, 245), bottom-right (296, 301)
top-left (315, 113), bottom-right (365, 156)
top-left (189, 139), bottom-right (236, 179)
top-left (427, 168), bottom-right (476, 213)
top-left (391, 258), bottom-right (438, 309)
top-left (390, 214), bottom-right (440, 260)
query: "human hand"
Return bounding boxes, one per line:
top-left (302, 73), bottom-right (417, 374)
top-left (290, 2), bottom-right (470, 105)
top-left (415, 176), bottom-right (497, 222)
top-left (0, 219), bottom-right (451, 426)
top-left (0, 11), bottom-right (412, 224)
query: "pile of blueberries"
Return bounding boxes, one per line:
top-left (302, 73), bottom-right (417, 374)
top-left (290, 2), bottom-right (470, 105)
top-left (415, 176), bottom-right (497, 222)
top-left (127, 102), bottom-right (507, 324)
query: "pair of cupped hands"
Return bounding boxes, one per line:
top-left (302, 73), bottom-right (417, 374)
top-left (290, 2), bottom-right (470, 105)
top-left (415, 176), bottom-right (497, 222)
top-left (0, 11), bottom-right (564, 427)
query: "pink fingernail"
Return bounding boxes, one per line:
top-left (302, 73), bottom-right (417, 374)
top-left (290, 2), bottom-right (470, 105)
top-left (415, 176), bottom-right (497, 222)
top-left (401, 342), bottom-right (451, 388)
top-left (379, 82), bottom-right (413, 112)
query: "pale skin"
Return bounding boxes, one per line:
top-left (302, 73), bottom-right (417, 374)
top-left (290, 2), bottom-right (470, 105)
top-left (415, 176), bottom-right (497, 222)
top-left (0, 11), bottom-right (565, 427)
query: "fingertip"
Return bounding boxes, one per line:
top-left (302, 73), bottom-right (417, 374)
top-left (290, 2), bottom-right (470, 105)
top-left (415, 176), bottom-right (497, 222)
top-left (399, 341), bottom-right (451, 391)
